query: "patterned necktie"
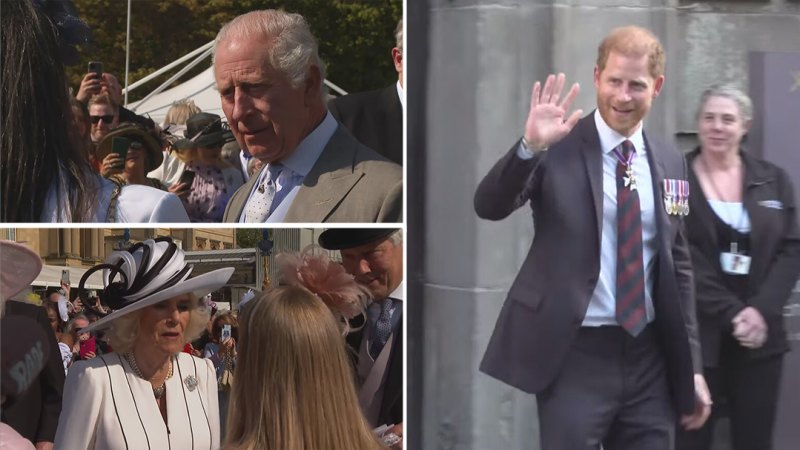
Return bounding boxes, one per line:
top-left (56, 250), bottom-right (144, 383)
top-left (245, 164), bottom-right (282, 223)
top-left (615, 140), bottom-right (647, 336)
top-left (370, 298), bottom-right (394, 359)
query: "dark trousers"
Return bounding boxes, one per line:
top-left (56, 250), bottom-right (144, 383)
top-left (536, 325), bottom-right (675, 450)
top-left (676, 337), bottom-right (784, 450)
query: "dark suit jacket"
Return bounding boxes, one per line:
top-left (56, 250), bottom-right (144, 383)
top-left (345, 315), bottom-right (403, 427)
top-left (223, 125), bottom-right (402, 223)
top-left (1, 301), bottom-right (65, 443)
top-left (686, 148), bottom-right (800, 366)
top-left (328, 85), bottom-right (403, 165)
top-left (474, 113), bottom-right (701, 415)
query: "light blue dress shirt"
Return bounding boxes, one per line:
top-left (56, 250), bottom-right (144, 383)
top-left (239, 112), bottom-right (338, 223)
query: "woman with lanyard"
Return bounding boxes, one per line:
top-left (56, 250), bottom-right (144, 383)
top-left (676, 84), bottom-right (800, 450)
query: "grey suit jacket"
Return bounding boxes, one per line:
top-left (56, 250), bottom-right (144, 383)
top-left (223, 125), bottom-right (402, 223)
top-left (474, 113), bottom-right (701, 415)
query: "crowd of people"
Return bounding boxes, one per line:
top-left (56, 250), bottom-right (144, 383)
top-left (1, 228), bottom-right (405, 449)
top-left (0, 0), bottom-right (402, 223)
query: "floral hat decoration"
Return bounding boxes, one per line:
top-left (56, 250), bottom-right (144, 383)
top-left (276, 245), bottom-right (371, 334)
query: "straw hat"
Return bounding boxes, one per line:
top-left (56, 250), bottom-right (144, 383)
top-left (95, 123), bottom-right (164, 173)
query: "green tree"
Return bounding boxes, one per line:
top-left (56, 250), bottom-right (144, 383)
top-left (69, 0), bottom-right (401, 103)
top-left (236, 229), bottom-right (263, 249)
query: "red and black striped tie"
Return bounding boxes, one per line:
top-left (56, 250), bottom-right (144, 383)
top-left (615, 140), bottom-right (647, 336)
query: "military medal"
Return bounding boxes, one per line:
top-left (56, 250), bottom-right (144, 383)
top-left (624, 165), bottom-right (638, 191)
top-left (613, 143), bottom-right (637, 192)
top-left (663, 179), bottom-right (675, 215)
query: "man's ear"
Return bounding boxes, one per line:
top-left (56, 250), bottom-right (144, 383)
top-left (304, 65), bottom-right (322, 104)
top-left (652, 75), bottom-right (665, 98)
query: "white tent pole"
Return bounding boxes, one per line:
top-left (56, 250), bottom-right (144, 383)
top-left (124, 41), bottom-right (214, 94)
top-left (127, 47), bottom-right (213, 111)
top-left (324, 79), bottom-right (348, 96)
top-left (124, 0), bottom-right (132, 104)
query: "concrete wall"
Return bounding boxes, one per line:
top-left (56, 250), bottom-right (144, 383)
top-left (414, 1), bottom-right (800, 448)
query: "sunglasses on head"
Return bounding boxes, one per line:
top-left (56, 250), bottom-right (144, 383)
top-left (90, 115), bottom-right (115, 124)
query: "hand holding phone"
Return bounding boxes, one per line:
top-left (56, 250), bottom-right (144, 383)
top-left (88, 61), bottom-right (103, 79)
top-left (221, 324), bottom-right (232, 343)
top-left (79, 336), bottom-right (97, 360)
top-left (111, 136), bottom-right (130, 161)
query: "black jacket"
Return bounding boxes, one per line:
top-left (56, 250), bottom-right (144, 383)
top-left (328, 84), bottom-right (403, 166)
top-left (1, 301), bottom-right (65, 443)
top-left (686, 148), bottom-right (800, 365)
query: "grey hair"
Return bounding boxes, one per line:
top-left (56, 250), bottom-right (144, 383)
top-left (67, 314), bottom-right (89, 334)
top-left (697, 84), bottom-right (753, 123)
top-left (388, 229), bottom-right (403, 246)
top-left (212, 10), bottom-right (326, 91)
top-left (394, 19), bottom-right (403, 52)
top-left (103, 294), bottom-right (210, 354)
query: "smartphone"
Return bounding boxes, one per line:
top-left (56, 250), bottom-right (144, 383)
top-left (61, 269), bottom-right (70, 285)
top-left (79, 336), bottom-right (96, 359)
top-left (221, 324), bottom-right (232, 342)
top-left (178, 170), bottom-right (196, 187)
top-left (111, 136), bottom-right (130, 162)
top-left (88, 61), bottom-right (103, 79)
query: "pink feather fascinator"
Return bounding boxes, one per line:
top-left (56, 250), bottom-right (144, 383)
top-left (276, 245), bottom-right (371, 332)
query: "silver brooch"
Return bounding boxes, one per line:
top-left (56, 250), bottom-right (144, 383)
top-left (184, 375), bottom-right (198, 392)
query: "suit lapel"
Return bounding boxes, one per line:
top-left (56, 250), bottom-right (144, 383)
top-left (643, 132), bottom-right (671, 243)
top-left (579, 116), bottom-right (604, 243)
top-left (285, 126), bottom-right (365, 222)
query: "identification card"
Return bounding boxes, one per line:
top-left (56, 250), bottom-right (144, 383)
top-left (720, 252), bottom-right (751, 275)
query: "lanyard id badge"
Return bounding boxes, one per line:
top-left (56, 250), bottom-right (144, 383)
top-left (720, 242), bottom-right (751, 275)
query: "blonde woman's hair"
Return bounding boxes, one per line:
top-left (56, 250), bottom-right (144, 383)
top-left (164, 100), bottom-right (201, 126)
top-left (225, 286), bottom-right (384, 450)
top-left (104, 294), bottom-right (209, 354)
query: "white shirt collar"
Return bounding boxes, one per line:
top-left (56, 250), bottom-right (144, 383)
top-left (388, 280), bottom-right (405, 302)
top-left (593, 109), bottom-right (646, 155)
top-left (278, 111), bottom-right (337, 177)
top-left (396, 81), bottom-right (405, 111)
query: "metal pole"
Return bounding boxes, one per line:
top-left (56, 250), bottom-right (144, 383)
top-left (124, 0), bottom-right (132, 104)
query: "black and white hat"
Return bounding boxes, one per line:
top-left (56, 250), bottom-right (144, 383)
top-left (79, 237), bottom-right (233, 333)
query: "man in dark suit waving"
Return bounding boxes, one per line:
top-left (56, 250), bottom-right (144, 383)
top-left (475, 26), bottom-right (711, 449)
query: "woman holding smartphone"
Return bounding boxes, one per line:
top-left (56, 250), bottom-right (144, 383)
top-left (203, 313), bottom-right (239, 440)
top-left (96, 123), bottom-right (166, 190)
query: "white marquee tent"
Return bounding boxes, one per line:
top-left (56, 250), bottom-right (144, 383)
top-left (126, 66), bottom-right (221, 125)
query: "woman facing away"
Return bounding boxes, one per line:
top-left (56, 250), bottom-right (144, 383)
top-left (0, 0), bottom-right (188, 222)
top-left (54, 237), bottom-right (234, 449)
top-left (675, 84), bottom-right (800, 450)
top-left (224, 285), bottom-right (385, 450)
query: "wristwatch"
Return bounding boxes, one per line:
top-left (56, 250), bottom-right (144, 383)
top-left (522, 136), bottom-right (547, 153)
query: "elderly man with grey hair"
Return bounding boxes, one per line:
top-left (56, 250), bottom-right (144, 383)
top-left (216, 10), bottom-right (402, 223)
top-left (328, 19), bottom-right (404, 166)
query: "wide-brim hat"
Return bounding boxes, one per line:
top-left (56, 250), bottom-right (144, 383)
top-left (1, 240), bottom-right (43, 301)
top-left (80, 237), bottom-right (234, 334)
top-left (173, 112), bottom-right (234, 149)
top-left (318, 229), bottom-right (399, 250)
top-left (96, 123), bottom-right (164, 173)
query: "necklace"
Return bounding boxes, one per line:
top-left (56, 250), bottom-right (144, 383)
top-left (125, 352), bottom-right (173, 399)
